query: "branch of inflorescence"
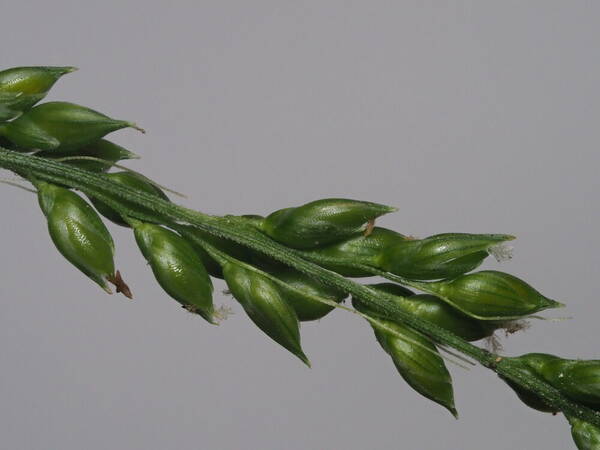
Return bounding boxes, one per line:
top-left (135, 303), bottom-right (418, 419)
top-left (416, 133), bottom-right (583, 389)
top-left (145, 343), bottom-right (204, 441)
top-left (1, 147), bottom-right (598, 426)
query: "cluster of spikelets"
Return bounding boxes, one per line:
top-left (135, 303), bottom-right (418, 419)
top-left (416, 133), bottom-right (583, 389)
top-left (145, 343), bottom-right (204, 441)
top-left (1, 66), bottom-right (599, 449)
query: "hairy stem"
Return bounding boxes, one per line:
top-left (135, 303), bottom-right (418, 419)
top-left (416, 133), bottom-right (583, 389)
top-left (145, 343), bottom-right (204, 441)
top-left (1, 147), bottom-right (598, 425)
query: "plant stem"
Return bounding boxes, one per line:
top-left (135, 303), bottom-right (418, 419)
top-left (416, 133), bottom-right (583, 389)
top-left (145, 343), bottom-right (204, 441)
top-left (1, 147), bottom-right (599, 425)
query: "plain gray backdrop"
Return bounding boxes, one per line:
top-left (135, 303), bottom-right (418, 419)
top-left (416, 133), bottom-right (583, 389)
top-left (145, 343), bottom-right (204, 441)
top-left (1, 2), bottom-right (599, 449)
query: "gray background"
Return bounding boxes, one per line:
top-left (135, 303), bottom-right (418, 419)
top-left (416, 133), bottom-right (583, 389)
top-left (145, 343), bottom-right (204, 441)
top-left (1, 2), bottom-right (599, 449)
